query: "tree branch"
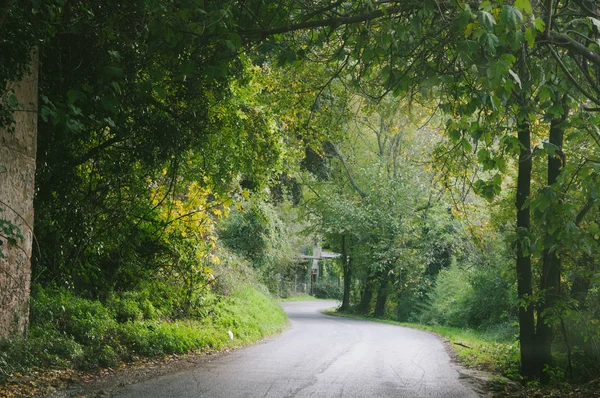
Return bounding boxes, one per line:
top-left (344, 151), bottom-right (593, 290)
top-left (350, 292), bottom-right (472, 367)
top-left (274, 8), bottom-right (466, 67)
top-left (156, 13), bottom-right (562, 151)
top-left (239, 5), bottom-right (404, 39)
top-left (330, 145), bottom-right (367, 199)
top-left (548, 31), bottom-right (600, 68)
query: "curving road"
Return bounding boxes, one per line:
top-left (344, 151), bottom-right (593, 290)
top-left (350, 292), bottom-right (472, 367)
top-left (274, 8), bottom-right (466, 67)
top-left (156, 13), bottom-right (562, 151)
top-left (114, 300), bottom-right (480, 398)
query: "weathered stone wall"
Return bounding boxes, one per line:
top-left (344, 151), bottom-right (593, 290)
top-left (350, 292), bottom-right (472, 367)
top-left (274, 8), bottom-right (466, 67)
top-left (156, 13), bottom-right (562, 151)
top-left (0, 53), bottom-right (38, 339)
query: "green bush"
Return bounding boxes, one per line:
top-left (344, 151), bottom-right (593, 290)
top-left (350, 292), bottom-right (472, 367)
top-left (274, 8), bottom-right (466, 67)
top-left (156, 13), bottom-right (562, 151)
top-left (312, 280), bottom-right (342, 300)
top-left (30, 287), bottom-right (116, 345)
top-left (419, 262), bottom-right (516, 331)
top-left (1, 284), bottom-right (287, 381)
top-left (107, 296), bottom-right (144, 323)
top-left (420, 263), bottom-right (473, 327)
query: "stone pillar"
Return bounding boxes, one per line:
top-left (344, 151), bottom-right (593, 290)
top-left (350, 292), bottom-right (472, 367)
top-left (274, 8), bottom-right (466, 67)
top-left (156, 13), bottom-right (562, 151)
top-left (0, 52), bottom-right (38, 339)
top-left (312, 244), bottom-right (321, 280)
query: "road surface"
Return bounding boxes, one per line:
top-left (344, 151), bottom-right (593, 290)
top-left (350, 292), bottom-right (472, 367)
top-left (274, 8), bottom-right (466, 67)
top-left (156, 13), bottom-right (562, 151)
top-left (114, 300), bottom-right (480, 397)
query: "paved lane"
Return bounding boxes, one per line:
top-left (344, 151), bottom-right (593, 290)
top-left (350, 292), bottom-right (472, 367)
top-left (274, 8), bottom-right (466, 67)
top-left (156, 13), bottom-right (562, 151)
top-left (114, 300), bottom-right (480, 397)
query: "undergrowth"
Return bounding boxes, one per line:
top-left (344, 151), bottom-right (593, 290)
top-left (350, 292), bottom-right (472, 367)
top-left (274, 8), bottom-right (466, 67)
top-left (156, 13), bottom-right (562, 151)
top-left (0, 285), bottom-right (286, 382)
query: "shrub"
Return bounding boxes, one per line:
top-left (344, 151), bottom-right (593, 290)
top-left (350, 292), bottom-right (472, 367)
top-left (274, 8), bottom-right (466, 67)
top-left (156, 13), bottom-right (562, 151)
top-left (30, 287), bottom-right (116, 345)
top-left (1, 284), bottom-right (287, 381)
top-left (419, 261), bottom-right (516, 330)
top-left (107, 296), bottom-right (144, 323)
top-left (312, 280), bottom-right (342, 300)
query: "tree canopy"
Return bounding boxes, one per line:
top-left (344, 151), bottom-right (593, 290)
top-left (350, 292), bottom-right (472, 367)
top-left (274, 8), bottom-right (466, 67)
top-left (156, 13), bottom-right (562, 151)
top-left (1, 0), bottom-right (600, 386)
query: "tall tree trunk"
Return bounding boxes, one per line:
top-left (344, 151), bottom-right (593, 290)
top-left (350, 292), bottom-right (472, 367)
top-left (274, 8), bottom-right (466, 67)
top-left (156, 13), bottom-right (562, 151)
top-left (515, 119), bottom-right (538, 380)
top-left (537, 112), bottom-right (566, 383)
top-left (359, 276), bottom-right (374, 315)
top-left (0, 51), bottom-right (38, 339)
top-left (373, 285), bottom-right (387, 318)
top-left (340, 233), bottom-right (351, 311)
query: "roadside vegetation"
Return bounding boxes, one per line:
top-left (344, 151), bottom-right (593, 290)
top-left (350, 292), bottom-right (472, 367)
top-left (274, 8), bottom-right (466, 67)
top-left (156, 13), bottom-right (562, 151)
top-left (1, 0), bottom-right (600, 395)
top-left (324, 309), bottom-right (520, 378)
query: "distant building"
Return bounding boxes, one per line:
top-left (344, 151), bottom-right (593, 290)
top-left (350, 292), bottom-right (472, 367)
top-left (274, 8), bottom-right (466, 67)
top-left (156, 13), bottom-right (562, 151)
top-left (297, 244), bottom-right (340, 292)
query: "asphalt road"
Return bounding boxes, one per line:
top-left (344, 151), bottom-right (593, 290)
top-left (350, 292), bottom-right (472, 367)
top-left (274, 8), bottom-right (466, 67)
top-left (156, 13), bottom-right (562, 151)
top-left (114, 300), bottom-right (480, 398)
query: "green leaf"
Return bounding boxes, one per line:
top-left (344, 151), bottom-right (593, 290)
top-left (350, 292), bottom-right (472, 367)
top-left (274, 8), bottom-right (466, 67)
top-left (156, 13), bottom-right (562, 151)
top-left (478, 1), bottom-right (493, 12)
top-left (515, 0), bottom-right (533, 15)
top-left (501, 6), bottom-right (523, 26)
top-left (501, 136), bottom-right (521, 154)
top-left (534, 17), bottom-right (546, 32)
top-left (508, 69), bottom-right (522, 89)
top-left (548, 102), bottom-right (566, 117)
top-left (101, 96), bottom-right (119, 112)
top-left (107, 50), bottom-right (121, 62)
top-left (525, 26), bottom-right (536, 48)
top-left (480, 33), bottom-right (500, 54)
top-left (461, 138), bottom-right (473, 152)
top-left (589, 17), bottom-right (600, 32)
top-left (539, 85), bottom-right (553, 102)
top-left (180, 60), bottom-right (196, 77)
top-left (477, 11), bottom-right (496, 31)
top-left (154, 86), bottom-right (167, 100)
top-left (588, 222), bottom-right (600, 235)
top-left (448, 128), bottom-right (461, 143)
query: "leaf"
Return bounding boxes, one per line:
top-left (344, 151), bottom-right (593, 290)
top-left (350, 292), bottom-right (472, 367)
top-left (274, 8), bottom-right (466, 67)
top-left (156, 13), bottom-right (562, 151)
top-left (525, 26), bottom-right (536, 48)
top-left (534, 17), bottom-right (546, 32)
top-left (448, 128), bottom-right (461, 143)
top-left (480, 32), bottom-right (500, 54)
top-left (464, 23), bottom-right (475, 38)
top-left (461, 138), bottom-right (473, 152)
top-left (477, 11), bottom-right (496, 31)
top-left (179, 60), bottom-right (196, 77)
top-left (538, 85), bottom-right (553, 102)
top-left (515, 0), bottom-right (533, 15)
top-left (501, 6), bottom-right (523, 26)
top-left (508, 69), bottom-right (522, 89)
top-left (589, 17), bottom-right (600, 32)
top-left (478, 1), bottom-right (493, 12)
top-left (154, 86), bottom-right (167, 100)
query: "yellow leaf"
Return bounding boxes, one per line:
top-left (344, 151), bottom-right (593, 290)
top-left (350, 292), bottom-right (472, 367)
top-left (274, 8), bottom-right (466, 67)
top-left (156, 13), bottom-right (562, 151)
top-left (464, 23), bottom-right (474, 38)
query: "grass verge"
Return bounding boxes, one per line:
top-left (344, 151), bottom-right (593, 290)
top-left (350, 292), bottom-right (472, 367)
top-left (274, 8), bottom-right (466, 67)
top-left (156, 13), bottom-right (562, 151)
top-left (322, 309), bottom-right (520, 380)
top-left (279, 294), bottom-right (319, 302)
top-left (0, 286), bottom-right (287, 396)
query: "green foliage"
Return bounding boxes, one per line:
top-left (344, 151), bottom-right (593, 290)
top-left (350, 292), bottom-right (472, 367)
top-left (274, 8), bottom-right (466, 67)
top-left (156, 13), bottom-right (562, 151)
top-left (218, 201), bottom-right (301, 295)
top-left (0, 208), bottom-right (23, 259)
top-left (1, 285), bottom-right (285, 381)
top-left (420, 263), bottom-right (474, 327)
top-left (420, 259), bottom-right (517, 333)
top-left (312, 280), bottom-right (343, 300)
top-left (219, 205), bottom-right (269, 263)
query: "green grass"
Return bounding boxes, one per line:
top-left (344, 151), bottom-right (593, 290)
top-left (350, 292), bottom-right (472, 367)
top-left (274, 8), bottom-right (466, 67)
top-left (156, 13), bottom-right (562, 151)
top-left (279, 294), bottom-right (319, 302)
top-left (323, 309), bottom-right (520, 380)
top-left (0, 286), bottom-right (287, 381)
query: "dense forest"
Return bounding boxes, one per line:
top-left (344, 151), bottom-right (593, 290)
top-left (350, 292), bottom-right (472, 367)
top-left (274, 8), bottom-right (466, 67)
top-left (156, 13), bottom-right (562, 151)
top-left (1, 0), bottom-right (600, 394)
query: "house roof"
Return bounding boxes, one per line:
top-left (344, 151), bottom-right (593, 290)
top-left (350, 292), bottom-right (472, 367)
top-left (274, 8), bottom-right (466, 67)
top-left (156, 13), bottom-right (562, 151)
top-left (296, 251), bottom-right (340, 260)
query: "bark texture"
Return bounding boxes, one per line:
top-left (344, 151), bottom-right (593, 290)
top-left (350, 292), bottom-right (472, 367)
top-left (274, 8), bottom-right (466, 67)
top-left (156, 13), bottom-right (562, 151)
top-left (0, 51), bottom-right (37, 339)
top-left (515, 120), bottom-right (537, 380)
top-left (536, 113), bottom-right (566, 383)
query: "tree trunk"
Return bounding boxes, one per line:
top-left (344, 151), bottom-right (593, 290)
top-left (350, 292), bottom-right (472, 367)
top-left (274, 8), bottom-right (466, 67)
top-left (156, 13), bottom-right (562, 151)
top-left (373, 286), bottom-right (387, 318)
top-left (359, 277), bottom-right (374, 315)
top-left (0, 51), bottom-right (38, 339)
top-left (515, 119), bottom-right (538, 380)
top-left (536, 112), bottom-right (566, 383)
top-left (340, 233), bottom-right (351, 311)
